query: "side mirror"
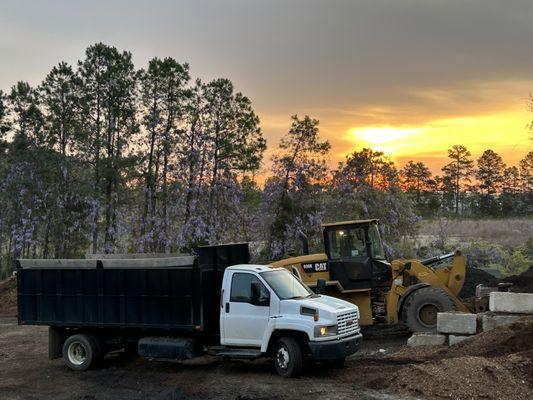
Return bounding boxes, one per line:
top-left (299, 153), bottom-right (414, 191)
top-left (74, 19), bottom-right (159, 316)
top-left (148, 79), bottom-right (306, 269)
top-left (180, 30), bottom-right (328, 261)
top-left (315, 279), bottom-right (326, 295)
top-left (251, 281), bottom-right (269, 306)
top-left (251, 282), bottom-right (260, 303)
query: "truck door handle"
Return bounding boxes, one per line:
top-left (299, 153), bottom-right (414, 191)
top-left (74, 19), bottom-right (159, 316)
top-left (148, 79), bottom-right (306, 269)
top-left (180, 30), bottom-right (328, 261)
top-left (225, 302), bottom-right (230, 313)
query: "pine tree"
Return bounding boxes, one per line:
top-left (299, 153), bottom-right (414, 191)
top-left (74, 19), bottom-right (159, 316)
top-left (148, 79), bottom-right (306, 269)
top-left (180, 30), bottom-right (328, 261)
top-left (138, 57), bottom-right (190, 252)
top-left (442, 145), bottom-right (474, 215)
top-left (475, 149), bottom-right (505, 215)
top-left (266, 115), bottom-right (330, 257)
top-left (39, 62), bottom-right (89, 257)
top-left (401, 161), bottom-right (432, 202)
top-left (78, 43), bottom-right (138, 253)
top-left (336, 148), bottom-right (398, 190)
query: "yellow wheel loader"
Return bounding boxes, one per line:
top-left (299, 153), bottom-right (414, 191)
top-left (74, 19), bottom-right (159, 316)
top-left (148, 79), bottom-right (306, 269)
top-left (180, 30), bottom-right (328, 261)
top-left (271, 219), bottom-right (472, 332)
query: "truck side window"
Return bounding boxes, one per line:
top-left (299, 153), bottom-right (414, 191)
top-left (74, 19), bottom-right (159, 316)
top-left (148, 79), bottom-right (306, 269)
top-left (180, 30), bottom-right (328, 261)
top-left (230, 273), bottom-right (269, 305)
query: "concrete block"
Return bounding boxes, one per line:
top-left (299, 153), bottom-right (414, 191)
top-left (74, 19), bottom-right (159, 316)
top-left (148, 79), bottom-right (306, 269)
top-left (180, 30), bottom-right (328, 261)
top-left (449, 335), bottom-right (472, 346)
top-left (481, 313), bottom-right (522, 331)
top-left (437, 312), bottom-right (477, 335)
top-left (489, 292), bottom-right (533, 314)
top-left (407, 333), bottom-right (446, 347)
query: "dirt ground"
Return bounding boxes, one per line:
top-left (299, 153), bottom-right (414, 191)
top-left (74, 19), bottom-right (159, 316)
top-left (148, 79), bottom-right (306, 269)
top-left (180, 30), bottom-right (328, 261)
top-left (2, 275), bottom-right (532, 400)
top-left (0, 317), bottom-right (413, 400)
top-left (1, 317), bottom-right (532, 400)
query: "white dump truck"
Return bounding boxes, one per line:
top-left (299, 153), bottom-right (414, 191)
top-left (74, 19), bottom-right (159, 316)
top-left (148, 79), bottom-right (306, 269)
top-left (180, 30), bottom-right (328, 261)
top-left (17, 243), bottom-right (362, 377)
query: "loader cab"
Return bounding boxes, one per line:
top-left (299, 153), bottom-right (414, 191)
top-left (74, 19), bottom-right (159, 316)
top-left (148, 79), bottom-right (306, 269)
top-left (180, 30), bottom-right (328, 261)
top-left (323, 220), bottom-right (391, 290)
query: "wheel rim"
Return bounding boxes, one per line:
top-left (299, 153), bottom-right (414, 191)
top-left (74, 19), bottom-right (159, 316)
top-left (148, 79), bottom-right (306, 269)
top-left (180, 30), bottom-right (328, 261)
top-left (276, 345), bottom-right (290, 370)
top-left (418, 304), bottom-right (439, 327)
top-left (67, 342), bottom-right (87, 366)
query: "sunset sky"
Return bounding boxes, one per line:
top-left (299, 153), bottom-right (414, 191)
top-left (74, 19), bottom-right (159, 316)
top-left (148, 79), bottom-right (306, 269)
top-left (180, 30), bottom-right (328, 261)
top-left (1, 0), bottom-right (532, 173)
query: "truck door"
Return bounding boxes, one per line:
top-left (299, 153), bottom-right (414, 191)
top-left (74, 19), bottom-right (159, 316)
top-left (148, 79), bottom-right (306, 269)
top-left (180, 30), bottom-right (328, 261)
top-left (221, 272), bottom-right (271, 347)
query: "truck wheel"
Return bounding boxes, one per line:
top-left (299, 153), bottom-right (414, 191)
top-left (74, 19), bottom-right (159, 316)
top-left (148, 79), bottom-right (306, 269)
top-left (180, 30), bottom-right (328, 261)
top-left (402, 287), bottom-right (456, 332)
top-left (274, 337), bottom-right (303, 378)
top-left (62, 334), bottom-right (100, 371)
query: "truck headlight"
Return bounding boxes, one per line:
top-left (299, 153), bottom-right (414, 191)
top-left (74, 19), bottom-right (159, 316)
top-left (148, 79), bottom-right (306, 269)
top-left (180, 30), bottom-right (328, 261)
top-left (314, 324), bottom-right (338, 337)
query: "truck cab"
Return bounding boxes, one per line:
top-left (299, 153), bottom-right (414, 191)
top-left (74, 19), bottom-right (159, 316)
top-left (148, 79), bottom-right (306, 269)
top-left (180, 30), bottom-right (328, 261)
top-left (220, 265), bottom-right (362, 377)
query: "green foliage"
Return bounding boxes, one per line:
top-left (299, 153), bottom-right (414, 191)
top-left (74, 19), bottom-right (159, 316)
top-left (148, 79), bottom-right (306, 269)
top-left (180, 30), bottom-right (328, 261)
top-left (265, 115), bottom-right (330, 258)
top-left (431, 238), bottom-right (533, 277)
top-left (0, 43), bottom-right (531, 268)
top-left (335, 148), bottom-right (398, 190)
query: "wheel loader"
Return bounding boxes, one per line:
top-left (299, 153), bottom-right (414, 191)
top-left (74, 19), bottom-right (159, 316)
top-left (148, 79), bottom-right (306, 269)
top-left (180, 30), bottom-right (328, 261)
top-left (270, 219), bottom-right (472, 332)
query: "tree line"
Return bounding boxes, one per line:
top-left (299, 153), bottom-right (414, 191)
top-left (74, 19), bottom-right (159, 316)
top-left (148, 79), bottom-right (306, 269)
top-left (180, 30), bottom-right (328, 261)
top-left (0, 43), bottom-right (531, 277)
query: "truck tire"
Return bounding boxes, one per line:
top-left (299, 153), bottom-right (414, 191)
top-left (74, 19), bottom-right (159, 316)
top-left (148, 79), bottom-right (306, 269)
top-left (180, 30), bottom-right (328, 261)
top-left (274, 337), bottom-right (303, 378)
top-left (62, 334), bottom-right (101, 371)
top-left (401, 287), bottom-right (456, 332)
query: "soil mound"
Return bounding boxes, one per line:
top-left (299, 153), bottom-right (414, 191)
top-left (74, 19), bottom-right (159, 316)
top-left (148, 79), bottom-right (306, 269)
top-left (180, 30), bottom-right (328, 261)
top-left (390, 354), bottom-right (532, 400)
top-left (0, 277), bottom-right (17, 316)
top-left (460, 267), bottom-right (498, 298)
top-left (503, 266), bottom-right (533, 293)
top-left (460, 265), bottom-right (533, 298)
top-left (379, 317), bottom-right (533, 399)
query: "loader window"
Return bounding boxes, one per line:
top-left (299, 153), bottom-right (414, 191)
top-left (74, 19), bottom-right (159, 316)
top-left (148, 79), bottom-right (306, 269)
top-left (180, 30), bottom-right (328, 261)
top-left (327, 228), bottom-right (367, 259)
top-left (368, 224), bottom-right (386, 260)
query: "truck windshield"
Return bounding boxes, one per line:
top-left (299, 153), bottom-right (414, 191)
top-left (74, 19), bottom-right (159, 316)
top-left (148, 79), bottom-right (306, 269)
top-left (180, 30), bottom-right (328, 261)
top-left (368, 224), bottom-right (386, 260)
top-left (260, 269), bottom-right (314, 300)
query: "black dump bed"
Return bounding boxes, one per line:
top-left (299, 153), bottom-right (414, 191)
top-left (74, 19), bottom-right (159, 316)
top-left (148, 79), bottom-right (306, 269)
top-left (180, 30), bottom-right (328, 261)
top-left (16, 243), bottom-right (249, 336)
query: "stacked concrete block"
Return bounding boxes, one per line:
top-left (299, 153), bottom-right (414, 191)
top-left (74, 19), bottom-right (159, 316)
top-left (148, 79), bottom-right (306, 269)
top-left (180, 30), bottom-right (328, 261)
top-left (407, 333), bottom-right (446, 347)
top-left (436, 312), bottom-right (477, 346)
top-left (448, 335), bottom-right (472, 346)
top-left (405, 292), bottom-right (532, 348)
top-left (480, 313), bottom-right (522, 332)
top-left (437, 312), bottom-right (477, 334)
top-left (489, 292), bottom-right (533, 314)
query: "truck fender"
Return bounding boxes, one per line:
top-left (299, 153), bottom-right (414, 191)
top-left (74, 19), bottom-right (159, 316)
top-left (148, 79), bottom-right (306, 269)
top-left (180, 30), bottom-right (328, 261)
top-left (49, 326), bottom-right (68, 359)
top-left (262, 327), bottom-right (312, 354)
top-left (397, 283), bottom-right (430, 314)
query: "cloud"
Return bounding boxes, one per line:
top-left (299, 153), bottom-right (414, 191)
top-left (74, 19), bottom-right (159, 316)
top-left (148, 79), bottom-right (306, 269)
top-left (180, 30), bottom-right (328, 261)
top-left (1, 0), bottom-right (532, 173)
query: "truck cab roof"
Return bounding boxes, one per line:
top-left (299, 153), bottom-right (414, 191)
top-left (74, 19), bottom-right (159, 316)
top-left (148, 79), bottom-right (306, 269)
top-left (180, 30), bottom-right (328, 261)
top-left (226, 264), bottom-right (282, 273)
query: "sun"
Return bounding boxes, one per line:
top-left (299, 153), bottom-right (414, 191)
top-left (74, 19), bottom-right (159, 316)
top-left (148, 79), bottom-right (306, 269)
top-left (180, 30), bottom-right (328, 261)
top-left (346, 126), bottom-right (420, 155)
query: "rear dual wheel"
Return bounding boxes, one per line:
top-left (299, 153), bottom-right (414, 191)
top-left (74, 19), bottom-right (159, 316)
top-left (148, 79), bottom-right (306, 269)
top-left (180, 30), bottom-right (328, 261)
top-left (62, 334), bottom-right (102, 371)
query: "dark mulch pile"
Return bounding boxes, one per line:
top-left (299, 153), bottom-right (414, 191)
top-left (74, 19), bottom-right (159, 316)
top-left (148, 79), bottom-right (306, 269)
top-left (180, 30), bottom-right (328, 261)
top-left (460, 267), bottom-right (498, 298)
top-left (460, 265), bottom-right (533, 298)
top-left (503, 266), bottom-right (533, 293)
top-left (0, 277), bottom-right (17, 316)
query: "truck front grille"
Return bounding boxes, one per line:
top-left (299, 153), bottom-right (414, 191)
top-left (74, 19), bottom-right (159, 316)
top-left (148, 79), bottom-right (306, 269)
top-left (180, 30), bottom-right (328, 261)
top-left (337, 311), bottom-right (359, 336)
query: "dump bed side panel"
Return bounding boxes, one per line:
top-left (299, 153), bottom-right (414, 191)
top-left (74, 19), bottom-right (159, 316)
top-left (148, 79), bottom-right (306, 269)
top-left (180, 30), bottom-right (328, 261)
top-left (17, 258), bottom-right (201, 331)
top-left (16, 243), bottom-right (250, 334)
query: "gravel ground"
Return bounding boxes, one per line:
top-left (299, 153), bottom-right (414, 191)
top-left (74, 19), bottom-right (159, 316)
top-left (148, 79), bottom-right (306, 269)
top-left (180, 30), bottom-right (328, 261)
top-left (0, 317), bottom-right (413, 400)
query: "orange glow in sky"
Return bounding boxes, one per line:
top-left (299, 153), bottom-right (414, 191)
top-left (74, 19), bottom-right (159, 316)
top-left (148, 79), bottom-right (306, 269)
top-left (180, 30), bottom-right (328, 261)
top-left (340, 106), bottom-right (532, 173)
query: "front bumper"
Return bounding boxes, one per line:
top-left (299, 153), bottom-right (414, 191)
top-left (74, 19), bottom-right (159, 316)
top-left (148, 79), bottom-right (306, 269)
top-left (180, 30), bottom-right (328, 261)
top-left (308, 332), bottom-right (362, 360)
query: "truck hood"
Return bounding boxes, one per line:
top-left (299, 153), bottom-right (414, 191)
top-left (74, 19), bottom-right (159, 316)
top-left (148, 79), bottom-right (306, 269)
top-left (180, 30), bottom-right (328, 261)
top-left (297, 295), bottom-right (355, 314)
top-left (279, 294), bottom-right (358, 325)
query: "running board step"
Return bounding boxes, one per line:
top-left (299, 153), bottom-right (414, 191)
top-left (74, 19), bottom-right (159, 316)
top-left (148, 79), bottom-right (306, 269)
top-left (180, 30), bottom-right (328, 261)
top-left (212, 348), bottom-right (263, 359)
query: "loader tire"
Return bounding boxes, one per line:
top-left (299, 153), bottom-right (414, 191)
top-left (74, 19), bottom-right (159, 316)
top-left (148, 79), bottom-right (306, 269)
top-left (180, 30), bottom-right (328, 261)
top-left (401, 287), bottom-right (456, 332)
